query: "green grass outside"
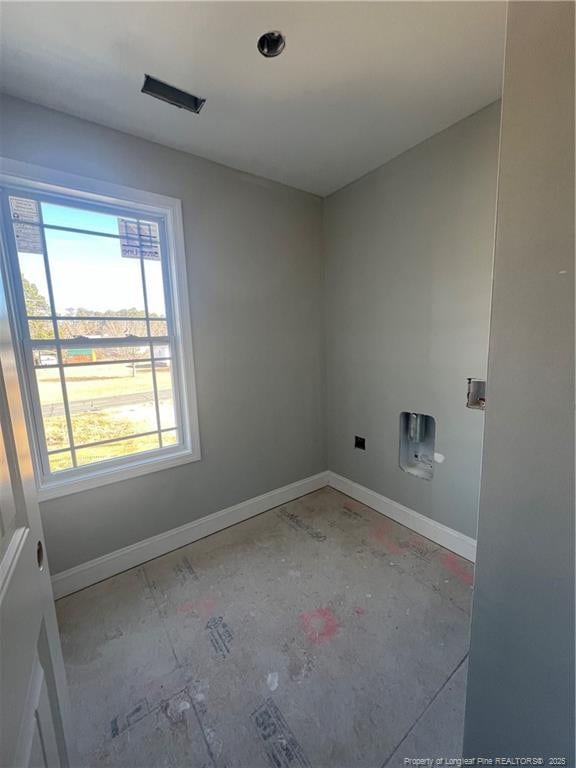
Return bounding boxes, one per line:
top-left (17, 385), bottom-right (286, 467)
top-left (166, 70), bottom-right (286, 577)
top-left (36, 364), bottom-right (173, 404)
top-left (39, 364), bottom-right (178, 472)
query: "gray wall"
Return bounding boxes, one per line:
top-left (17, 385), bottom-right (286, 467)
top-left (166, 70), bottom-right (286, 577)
top-left (464, 3), bottom-right (575, 759)
top-left (0, 94), bottom-right (325, 574)
top-left (0, 95), bottom-right (504, 574)
top-left (323, 103), bottom-right (501, 539)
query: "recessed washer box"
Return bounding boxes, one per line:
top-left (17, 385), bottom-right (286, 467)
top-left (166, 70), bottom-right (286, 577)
top-left (399, 412), bottom-right (435, 481)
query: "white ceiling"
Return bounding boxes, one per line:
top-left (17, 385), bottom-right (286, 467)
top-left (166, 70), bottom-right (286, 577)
top-left (0, 2), bottom-right (506, 196)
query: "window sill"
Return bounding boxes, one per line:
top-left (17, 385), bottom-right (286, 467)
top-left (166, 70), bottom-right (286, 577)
top-left (37, 448), bottom-right (201, 502)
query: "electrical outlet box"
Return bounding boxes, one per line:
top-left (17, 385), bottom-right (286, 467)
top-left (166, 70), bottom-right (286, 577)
top-left (354, 435), bottom-right (366, 450)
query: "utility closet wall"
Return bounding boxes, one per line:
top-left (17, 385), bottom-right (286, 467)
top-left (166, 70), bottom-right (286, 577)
top-left (0, 94), bottom-right (325, 575)
top-left (323, 102), bottom-right (501, 539)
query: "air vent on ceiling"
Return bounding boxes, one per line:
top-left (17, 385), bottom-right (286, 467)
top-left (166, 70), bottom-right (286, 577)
top-left (141, 75), bottom-right (206, 114)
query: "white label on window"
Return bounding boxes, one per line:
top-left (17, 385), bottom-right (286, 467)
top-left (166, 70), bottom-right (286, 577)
top-left (13, 222), bottom-right (43, 254)
top-left (118, 218), bottom-right (161, 260)
top-left (10, 197), bottom-right (40, 224)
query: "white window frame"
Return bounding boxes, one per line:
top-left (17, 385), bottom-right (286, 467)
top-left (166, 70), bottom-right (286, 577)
top-left (0, 158), bottom-right (201, 500)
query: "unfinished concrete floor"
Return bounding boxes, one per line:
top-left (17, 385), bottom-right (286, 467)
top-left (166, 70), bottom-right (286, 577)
top-left (56, 487), bottom-right (474, 768)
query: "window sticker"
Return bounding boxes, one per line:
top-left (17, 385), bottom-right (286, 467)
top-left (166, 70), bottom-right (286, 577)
top-left (13, 222), bottom-right (43, 254)
top-left (118, 218), bottom-right (161, 260)
top-left (10, 196), bottom-right (41, 224)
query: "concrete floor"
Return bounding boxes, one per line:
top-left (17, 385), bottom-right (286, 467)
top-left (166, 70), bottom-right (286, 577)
top-left (56, 487), bottom-right (474, 768)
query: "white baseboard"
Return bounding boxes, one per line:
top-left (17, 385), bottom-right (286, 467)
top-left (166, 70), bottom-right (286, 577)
top-left (52, 468), bottom-right (475, 598)
top-left (51, 471), bottom-right (330, 599)
top-left (326, 471), bottom-right (476, 562)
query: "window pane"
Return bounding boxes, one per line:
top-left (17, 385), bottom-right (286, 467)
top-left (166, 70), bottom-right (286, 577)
top-left (155, 360), bottom-right (176, 430)
top-left (18, 252), bottom-right (51, 316)
top-left (64, 362), bottom-right (159, 448)
top-left (36, 369), bottom-right (70, 451)
top-left (48, 451), bottom-right (73, 473)
top-left (33, 348), bottom-right (58, 367)
top-left (153, 343), bottom-right (170, 360)
top-left (76, 433), bottom-right (160, 466)
top-left (45, 228), bottom-right (145, 316)
top-left (144, 259), bottom-right (166, 317)
top-left (28, 319), bottom-right (55, 340)
top-left (57, 318), bottom-right (149, 339)
top-left (41, 202), bottom-right (119, 236)
top-left (162, 430), bottom-right (179, 447)
top-left (150, 319), bottom-right (168, 337)
top-left (61, 345), bottom-right (150, 365)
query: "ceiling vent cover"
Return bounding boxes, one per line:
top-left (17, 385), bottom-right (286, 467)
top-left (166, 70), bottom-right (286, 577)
top-left (257, 31), bottom-right (286, 58)
top-left (141, 75), bottom-right (206, 114)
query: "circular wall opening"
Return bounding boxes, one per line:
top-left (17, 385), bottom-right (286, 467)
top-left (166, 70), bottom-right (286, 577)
top-left (257, 31), bottom-right (286, 58)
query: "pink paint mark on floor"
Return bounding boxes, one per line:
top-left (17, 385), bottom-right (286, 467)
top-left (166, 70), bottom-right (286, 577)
top-left (440, 552), bottom-right (474, 586)
top-left (369, 522), bottom-right (403, 555)
top-left (354, 607), bottom-right (366, 616)
top-left (298, 607), bottom-right (341, 645)
top-left (178, 598), bottom-right (217, 618)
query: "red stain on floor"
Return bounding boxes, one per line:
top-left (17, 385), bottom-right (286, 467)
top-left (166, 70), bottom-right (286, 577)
top-left (298, 607), bottom-right (341, 645)
top-left (369, 522), bottom-right (403, 555)
top-left (440, 552), bottom-right (474, 586)
top-left (178, 598), bottom-right (217, 618)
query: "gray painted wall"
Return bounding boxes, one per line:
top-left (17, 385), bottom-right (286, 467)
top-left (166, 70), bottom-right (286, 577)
top-left (323, 103), bottom-right (501, 539)
top-left (0, 94), bottom-right (325, 574)
top-left (1, 95), bottom-right (503, 574)
top-left (464, 3), bottom-right (575, 759)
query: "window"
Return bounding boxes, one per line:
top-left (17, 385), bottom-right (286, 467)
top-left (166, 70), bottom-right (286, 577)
top-left (0, 163), bottom-right (200, 499)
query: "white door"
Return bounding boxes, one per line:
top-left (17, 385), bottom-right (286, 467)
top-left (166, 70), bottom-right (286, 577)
top-left (0, 256), bottom-right (71, 766)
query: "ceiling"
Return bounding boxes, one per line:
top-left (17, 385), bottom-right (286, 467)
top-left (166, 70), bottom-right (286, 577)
top-left (0, 2), bottom-right (506, 196)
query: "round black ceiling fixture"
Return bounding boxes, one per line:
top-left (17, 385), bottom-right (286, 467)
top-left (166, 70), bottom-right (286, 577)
top-left (257, 31), bottom-right (286, 58)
